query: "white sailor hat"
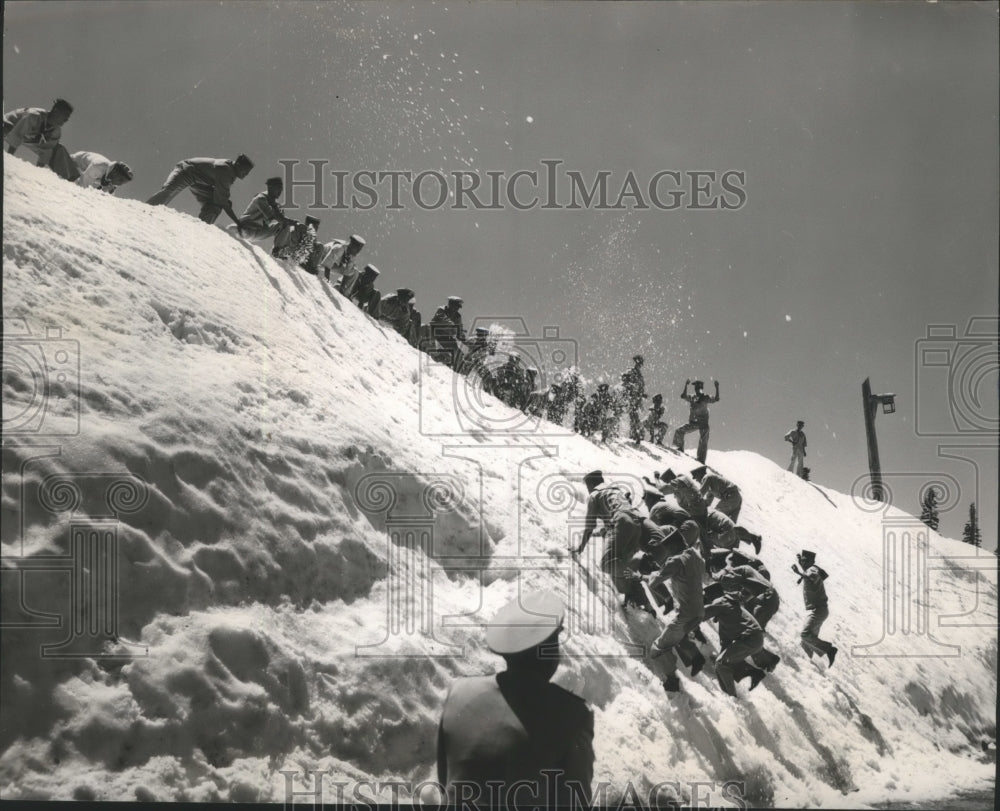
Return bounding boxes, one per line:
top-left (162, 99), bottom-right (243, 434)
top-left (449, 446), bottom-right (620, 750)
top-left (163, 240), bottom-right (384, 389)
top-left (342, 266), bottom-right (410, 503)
top-left (485, 591), bottom-right (565, 655)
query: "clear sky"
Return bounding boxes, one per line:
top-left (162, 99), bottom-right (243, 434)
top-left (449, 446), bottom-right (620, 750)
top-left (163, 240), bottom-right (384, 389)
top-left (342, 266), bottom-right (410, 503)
top-left (4, 0), bottom-right (997, 547)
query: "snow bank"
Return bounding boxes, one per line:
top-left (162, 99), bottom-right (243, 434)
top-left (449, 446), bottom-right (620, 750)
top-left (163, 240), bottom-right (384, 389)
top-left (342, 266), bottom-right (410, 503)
top-left (1, 158), bottom-right (996, 806)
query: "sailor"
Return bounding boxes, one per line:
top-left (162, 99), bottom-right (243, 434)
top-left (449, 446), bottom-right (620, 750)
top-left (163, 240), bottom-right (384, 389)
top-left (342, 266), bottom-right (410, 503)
top-left (437, 591), bottom-right (594, 805)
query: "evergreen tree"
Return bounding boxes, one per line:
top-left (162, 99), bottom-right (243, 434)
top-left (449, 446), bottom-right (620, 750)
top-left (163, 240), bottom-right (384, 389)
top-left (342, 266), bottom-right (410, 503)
top-left (920, 488), bottom-right (940, 532)
top-left (961, 502), bottom-right (982, 548)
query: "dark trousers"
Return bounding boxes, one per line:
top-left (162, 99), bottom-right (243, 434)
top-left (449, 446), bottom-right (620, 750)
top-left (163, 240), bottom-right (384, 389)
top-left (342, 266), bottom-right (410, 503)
top-left (47, 144), bottom-right (81, 182)
top-left (732, 645), bottom-right (780, 682)
top-left (708, 525), bottom-right (758, 552)
top-left (801, 603), bottom-right (834, 656)
top-left (652, 614), bottom-right (703, 676)
top-left (628, 406), bottom-right (644, 442)
top-left (648, 421), bottom-right (668, 445)
top-left (673, 421), bottom-right (710, 463)
top-left (600, 510), bottom-right (663, 594)
top-left (715, 489), bottom-right (742, 522)
top-left (749, 590), bottom-right (780, 630)
top-left (715, 630), bottom-right (765, 695)
top-left (146, 166), bottom-right (223, 223)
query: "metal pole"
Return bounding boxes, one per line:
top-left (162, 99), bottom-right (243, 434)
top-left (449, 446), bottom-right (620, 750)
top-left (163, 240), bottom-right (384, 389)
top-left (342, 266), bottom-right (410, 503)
top-left (862, 377), bottom-right (884, 502)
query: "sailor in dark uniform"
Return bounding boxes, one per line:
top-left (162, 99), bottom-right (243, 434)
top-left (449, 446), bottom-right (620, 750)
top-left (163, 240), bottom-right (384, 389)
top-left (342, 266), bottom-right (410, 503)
top-left (797, 549), bottom-right (837, 665)
top-left (571, 470), bottom-right (665, 597)
top-left (436, 591), bottom-right (595, 806)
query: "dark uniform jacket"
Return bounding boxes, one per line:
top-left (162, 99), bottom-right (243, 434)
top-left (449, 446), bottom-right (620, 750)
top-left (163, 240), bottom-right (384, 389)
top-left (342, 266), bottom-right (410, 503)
top-left (704, 593), bottom-right (761, 645)
top-left (430, 306), bottom-right (465, 346)
top-left (681, 389), bottom-right (719, 425)
top-left (350, 282), bottom-right (380, 316)
top-left (583, 484), bottom-right (632, 537)
top-left (177, 158), bottom-right (239, 206)
top-left (660, 474), bottom-right (708, 519)
top-left (437, 671), bottom-right (594, 804)
top-left (704, 509), bottom-right (736, 537)
top-left (650, 545), bottom-right (705, 620)
top-left (378, 292), bottom-right (413, 336)
top-left (718, 551), bottom-right (771, 580)
top-left (700, 472), bottom-right (738, 501)
top-left (649, 495), bottom-right (691, 528)
top-left (728, 564), bottom-right (773, 595)
top-left (801, 566), bottom-right (828, 609)
top-left (745, 557), bottom-right (771, 580)
top-left (785, 428), bottom-right (807, 453)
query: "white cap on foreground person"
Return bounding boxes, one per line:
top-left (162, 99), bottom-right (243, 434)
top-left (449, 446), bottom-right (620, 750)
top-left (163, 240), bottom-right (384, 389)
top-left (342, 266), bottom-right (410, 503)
top-left (436, 591), bottom-right (594, 806)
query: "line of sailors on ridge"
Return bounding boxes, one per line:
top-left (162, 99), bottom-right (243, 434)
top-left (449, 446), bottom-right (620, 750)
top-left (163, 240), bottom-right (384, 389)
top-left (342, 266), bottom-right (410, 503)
top-left (209, 172), bottom-right (738, 468)
top-left (0, 106), bottom-right (720, 455)
top-left (0, 105), bottom-right (709, 448)
top-left (4, 106), bottom-right (744, 465)
top-left (226, 174), bottom-right (721, 449)
top-left (571, 466), bottom-right (837, 697)
top-left (171, 165), bottom-right (731, 452)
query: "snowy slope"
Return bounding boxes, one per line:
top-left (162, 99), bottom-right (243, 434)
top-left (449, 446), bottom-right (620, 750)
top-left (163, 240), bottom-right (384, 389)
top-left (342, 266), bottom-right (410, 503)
top-left (1, 157), bottom-right (996, 806)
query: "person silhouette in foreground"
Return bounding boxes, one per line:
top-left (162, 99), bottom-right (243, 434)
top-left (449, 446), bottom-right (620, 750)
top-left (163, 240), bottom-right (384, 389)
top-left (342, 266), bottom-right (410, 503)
top-left (437, 591), bottom-right (594, 806)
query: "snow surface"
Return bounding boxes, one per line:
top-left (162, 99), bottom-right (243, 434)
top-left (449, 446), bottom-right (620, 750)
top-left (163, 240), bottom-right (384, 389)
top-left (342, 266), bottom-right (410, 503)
top-left (1, 157), bottom-right (996, 806)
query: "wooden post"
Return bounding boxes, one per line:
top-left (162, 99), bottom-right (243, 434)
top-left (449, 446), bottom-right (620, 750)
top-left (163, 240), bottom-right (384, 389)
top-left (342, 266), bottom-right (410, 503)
top-left (862, 377), bottom-right (884, 502)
